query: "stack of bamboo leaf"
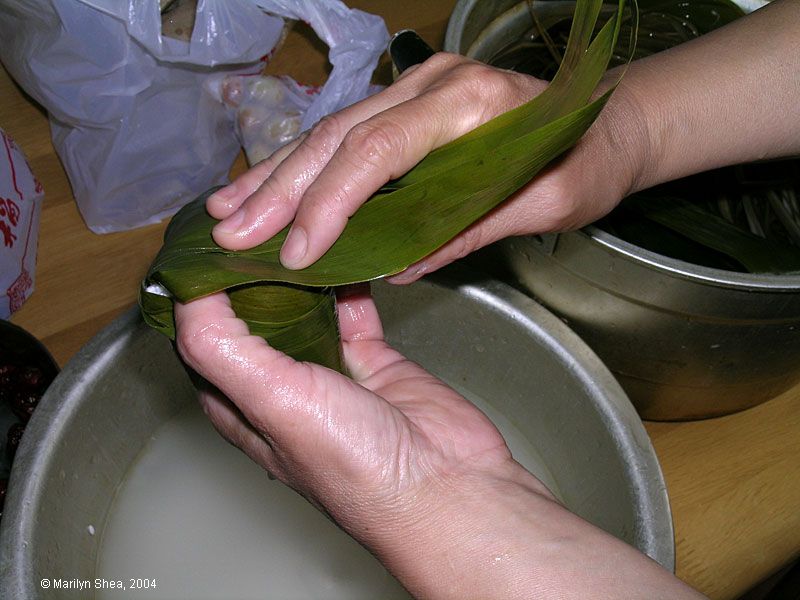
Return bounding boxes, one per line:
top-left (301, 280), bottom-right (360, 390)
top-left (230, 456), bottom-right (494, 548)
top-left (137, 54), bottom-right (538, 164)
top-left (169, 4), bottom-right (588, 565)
top-left (140, 0), bottom-right (635, 370)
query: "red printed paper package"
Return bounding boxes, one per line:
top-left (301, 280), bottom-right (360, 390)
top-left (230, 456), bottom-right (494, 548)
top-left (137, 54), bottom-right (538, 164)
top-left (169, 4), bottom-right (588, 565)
top-left (0, 129), bottom-right (43, 319)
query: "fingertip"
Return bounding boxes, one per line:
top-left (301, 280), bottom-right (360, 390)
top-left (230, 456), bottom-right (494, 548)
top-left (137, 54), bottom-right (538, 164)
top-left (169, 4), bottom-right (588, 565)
top-left (210, 224), bottom-right (233, 249)
top-left (384, 271), bottom-right (415, 285)
top-left (215, 207), bottom-right (246, 234)
top-left (207, 185), bottom-right (242, 219)
top-left (174, 294), bottom-right (240, 373)
top-left (174, 291), bottom-right (233, 322)
top-left (173, 294), bottom-right (280, 404)
top-left (211, 203), bottom-right (287, 252)
top-left (385, 260), bottom-right (430, 285)
top-left (174, 294), bottom-right (237, 348)
top-left (280, 203), bottom-right (353, 269)
top-left (211, 211), bottom-right (251, 250)
top-left (336, 284), bottom-right (384, 344)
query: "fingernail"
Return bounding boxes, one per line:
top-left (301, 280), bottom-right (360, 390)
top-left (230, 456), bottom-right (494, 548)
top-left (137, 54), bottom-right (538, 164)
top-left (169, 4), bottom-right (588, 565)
top-left (280, 226), bottom-right (308, 267)
top-left (386, 261), bottom-right (428, 284)
top-left (209, 185), bottom-right (236, 203)
top-left (214, 209), bottom-right (246, 234)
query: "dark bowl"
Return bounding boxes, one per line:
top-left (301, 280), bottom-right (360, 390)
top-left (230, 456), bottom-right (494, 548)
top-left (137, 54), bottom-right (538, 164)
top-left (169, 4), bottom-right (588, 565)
top-left (0, 321), bottom-right (59, 481)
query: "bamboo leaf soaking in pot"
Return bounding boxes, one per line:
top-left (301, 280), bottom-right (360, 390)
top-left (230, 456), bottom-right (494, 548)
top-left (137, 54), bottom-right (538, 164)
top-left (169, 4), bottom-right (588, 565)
top-left (444, 0), bottom-right (800, 420)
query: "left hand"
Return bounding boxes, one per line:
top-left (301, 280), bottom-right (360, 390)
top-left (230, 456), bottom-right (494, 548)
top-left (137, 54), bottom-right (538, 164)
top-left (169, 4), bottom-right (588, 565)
top-left (174, 286), bottom-right (703, 600)
top-left (174, 284), bottom-right (552, 545)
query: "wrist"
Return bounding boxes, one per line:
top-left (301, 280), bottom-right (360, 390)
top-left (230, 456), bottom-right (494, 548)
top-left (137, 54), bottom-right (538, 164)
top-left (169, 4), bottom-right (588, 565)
top-left (539, 69), bottom-right (653, 232)
top-left (594, 67), bottom-right (656, 199)
top-left (358, 461), bottom-right (561, 599)
top-left (597, 0), bottom-right (800, 195)
top-left (350, 459), bottom-right (702, 600)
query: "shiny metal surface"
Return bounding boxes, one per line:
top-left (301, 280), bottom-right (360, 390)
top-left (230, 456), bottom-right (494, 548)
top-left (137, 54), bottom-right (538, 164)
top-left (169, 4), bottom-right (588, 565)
top-left (0, 271), bottom-right (673, 598)
top-left (495, 233), bottom-right (800, 420)
top-left (445, 0), bottom-right (578, 61)
top-left (444, 0), bottom-right (800, 420)
top-left (445, 0), bottom-right (763, 56)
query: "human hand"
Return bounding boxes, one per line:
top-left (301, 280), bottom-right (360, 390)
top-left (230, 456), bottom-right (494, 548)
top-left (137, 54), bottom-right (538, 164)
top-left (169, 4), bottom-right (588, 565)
top-left (208, 0), bottom-right (800, 284)
top-left (175, 286), bottom-right (702, 600)
top-left (174, 281), bottom-right (555, 528)
top-left (174, 284), bottom-right (552, 596)
top-left (206, 53), bottom-right (647, 282)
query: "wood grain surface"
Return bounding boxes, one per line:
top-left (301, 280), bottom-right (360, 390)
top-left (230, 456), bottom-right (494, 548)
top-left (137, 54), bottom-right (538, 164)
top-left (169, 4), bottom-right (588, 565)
top-left (2, 1), bottom-right (798, 598)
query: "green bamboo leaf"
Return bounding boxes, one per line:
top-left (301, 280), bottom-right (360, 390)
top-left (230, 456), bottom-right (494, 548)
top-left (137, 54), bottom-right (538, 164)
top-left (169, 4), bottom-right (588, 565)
top-left (391, 0), bottom-right (631, 189)
top-left (623, 195), bottom-right (800, 273)
top-left (140, 0), bottom-right (636, 371)
top-left (146, 95), bottom-right (609, 295)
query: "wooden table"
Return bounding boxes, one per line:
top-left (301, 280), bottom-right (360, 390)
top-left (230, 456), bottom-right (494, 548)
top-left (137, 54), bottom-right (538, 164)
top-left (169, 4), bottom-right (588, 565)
top-left (2, 2), bottom-right (799, 598)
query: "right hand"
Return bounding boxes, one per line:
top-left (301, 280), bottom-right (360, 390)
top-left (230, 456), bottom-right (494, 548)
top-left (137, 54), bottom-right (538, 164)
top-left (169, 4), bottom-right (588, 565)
top-left (207, 0), bottom-right (800, 282)
top-left (206, 53), bottom-right (648, 281)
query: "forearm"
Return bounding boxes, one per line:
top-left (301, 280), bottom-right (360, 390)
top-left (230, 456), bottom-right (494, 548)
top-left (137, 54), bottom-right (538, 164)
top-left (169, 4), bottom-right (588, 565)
top-left (365, 465), bottom-right (702, 600)
top-left (616, 0), bottom-right (800, 193)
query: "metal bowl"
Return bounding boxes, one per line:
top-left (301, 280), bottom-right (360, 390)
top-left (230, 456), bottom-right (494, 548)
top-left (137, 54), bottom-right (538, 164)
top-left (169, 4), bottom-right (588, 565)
top-left (445, 0), bottom-right (800, 420)
top-left (491, 233), bottom-right (800, 420)
top-left (0, 271), bottom-right (673, 598)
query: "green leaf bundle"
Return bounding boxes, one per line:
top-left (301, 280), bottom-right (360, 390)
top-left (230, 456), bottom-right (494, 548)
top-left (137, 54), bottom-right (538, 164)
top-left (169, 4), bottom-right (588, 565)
top-left (140, 0), bottom-right (637, 371)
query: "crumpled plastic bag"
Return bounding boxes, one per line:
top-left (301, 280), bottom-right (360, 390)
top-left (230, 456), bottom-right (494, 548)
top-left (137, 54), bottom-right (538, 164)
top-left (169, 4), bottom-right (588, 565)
top-left (0, 130), bottom-right (44, 319)
top-left (0, 0), bottom-right (388, 233)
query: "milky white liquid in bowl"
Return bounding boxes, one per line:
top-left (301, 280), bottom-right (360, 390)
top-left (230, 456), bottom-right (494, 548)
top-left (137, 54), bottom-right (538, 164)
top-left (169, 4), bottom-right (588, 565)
top-left (97, 391), bottom-right (560, 600)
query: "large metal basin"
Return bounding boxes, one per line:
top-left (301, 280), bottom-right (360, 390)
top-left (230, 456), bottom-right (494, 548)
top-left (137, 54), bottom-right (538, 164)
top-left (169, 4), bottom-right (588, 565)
top-left (445, 0), bottom-right (800, 420)
top-left (0, 272), bottom-right (673, 598)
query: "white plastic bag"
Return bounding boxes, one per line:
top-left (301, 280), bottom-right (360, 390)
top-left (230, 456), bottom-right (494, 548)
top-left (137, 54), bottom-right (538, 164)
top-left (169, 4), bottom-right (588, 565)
top-left (0, 0), bottom-right (388, 233)
top-left (0, 130), bottom-right (44, 319)
top-left (250, 0), bottom-right (389, 131)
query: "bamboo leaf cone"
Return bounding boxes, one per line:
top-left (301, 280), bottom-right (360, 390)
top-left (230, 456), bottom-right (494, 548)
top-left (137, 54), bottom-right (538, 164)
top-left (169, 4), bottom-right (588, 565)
top-left (140, 0), bottom-right (637, 371)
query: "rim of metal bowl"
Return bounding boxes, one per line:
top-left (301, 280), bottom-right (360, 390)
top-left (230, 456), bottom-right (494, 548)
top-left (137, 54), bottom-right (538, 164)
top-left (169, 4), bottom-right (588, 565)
top-left (445, 0), bottom-right (769, 54)
top-left (583, 225), bottom-right (800, 291)
top-left (454, 274), bottom-right (674, 569)
top-left (0, 313), bottom-right (133, 598)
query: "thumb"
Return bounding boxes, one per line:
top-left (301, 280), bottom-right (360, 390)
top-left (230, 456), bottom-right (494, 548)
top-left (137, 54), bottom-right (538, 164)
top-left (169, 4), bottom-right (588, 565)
top-left (174, 292), bottom-right (400, 470)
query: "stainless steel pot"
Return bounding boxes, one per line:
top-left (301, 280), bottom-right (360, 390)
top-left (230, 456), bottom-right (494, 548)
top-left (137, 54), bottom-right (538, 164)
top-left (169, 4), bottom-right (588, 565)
top-left (0, 271), bottom-right (673, 598)
top-left (444, 0), bottom-right (800, 420)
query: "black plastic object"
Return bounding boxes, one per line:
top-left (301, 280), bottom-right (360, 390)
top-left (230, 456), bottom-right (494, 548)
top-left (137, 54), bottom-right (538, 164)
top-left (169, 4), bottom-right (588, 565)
top-left (389, 29), bottom-right (436, 75)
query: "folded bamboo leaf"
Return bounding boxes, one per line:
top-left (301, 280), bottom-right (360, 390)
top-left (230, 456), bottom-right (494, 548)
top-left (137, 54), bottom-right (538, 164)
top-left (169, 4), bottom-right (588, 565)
top-left (147, 97), bottom-right (609, 293)
top-left (140, 0), bottom-right (637, 371)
